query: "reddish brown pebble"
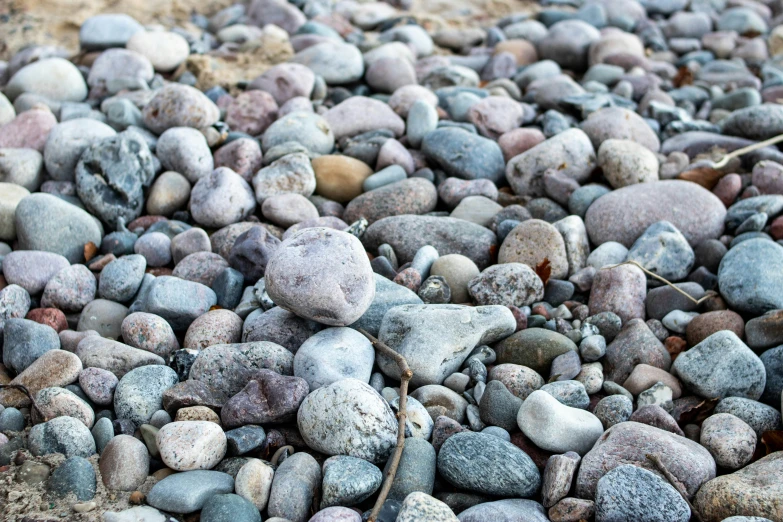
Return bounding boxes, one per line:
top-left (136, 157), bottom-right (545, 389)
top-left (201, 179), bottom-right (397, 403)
top-left (129, 491), bottom-right (145, 504)
top-left (508, 305), bottom-right (528, 332)
top-left (771, 215), bottom-right (783, 240)
top-left (393, 267), bottom-right (422, 293)
top-left (685, 310), bottom-right (745, 347)
top-left (26, 308), bottom-right (68, 333)
top-left (664, 336), bottom-right (687, 359)
top-left (549, 498), bottom-right (595, 522)
top-left (127, 215), bottom-right (167, 231)
top-left (531, 303), bottom-right (551, 320)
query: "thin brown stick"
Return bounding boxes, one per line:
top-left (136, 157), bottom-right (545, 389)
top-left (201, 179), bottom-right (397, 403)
top-left (603, 260), bottom-right (716, 306)
top-left (646, 454), bottom-right (703, 522)
top-left (0, 384), bottom-right (45, 422)
top-left (358, 328), bottom-right (413, 522)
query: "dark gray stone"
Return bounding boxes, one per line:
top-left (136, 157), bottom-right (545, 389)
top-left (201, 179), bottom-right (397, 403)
top-left (147, 471), bottom-right (234, 514)
top-left (225, 425), bottom-right (266, 456)
top-left (47, 456), bottom-right (96, 501)
top-left (321, 455), bottom-right (382, 508)
top-left (718, 238), bottom-right (783, 315)
top-left (386, 438), bottom-right (436, 502)
top-left (421, 127), bottom-right (505, 184)
top-left (143, 276), bottom-right (217, 330)
top-left (267, 452), bottom-right (321, 522)
top-left (2, 318), bottom-right (59, 373)
top-left (200, 494), bottom-right (261, 522)
top-left (595, 464), bottom-right (690, 522)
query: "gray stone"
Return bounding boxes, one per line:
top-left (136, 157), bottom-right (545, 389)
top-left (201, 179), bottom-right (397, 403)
top-left (99, 254), bottom-right (146, 302)
top-left (422, 127), bottom-right (506, 184)
top-left (47, 456), bottom-right (96, 500)
top-left (458, 499), bottom-right (549, 522)
top-left (626, 221), bottom-right (695, 281)
top-left (495, 328), bottom-right (578, 375)
top-left (321, 455), bottom-right (382, 508)
top-left (397, 492), bottom-right (458, 522)
top-left (114, 365), bottom-right (178, 427)
top-left (386, 438), bottom-right (436, 501)
top-left (714, 397), bottom-right (782, 437)
top-left (143, 276), bottom-right (217, 330)
top-left (3, 318), bottom-right (59, 373)
top-left (718, 238), bottom-right (783, 315)
top-left (479, 380), bottom-right (523, 431)
top-left (29, 416), bottom-right (96, 458)
top-left (75, 336), bottom-right (164, 379)
top-left (595, 465), bottom-right (690, 522)
top-left (468, 263), bottom-right (544, 307)
top-left (518, 390), bottom-right (603, 455)
top-left (80, 14), bottom-right (144, 50)
top-left (147, 470), bottom-right (234, 514)
top-left (293, 327), bottom-right (374, 390)
top-left (43, 118), bottom-right (116, 182)
top-left (267, 452), bottom-right (321, 522)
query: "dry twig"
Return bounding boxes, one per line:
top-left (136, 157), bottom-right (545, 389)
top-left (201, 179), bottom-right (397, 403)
top-left (603, 260), bottom-right (716, 306)
top-left (358, 328), bottom-right (413, 522)
top-left (646, 454), bottom-right (703, 522)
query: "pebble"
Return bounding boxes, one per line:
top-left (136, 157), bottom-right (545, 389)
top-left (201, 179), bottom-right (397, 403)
top-left (294, 327), bottom-right (374, 390)
top-left (114, 365), bottom-right (178, 426)
top-left (235, 458), bottom-right (274, 510)
top-left (349, 273), bottom-right (423, 336)
top-left (267, 452), bottom-right (321, 522)
top-left (79, 14), bottom-right (143, 49)
top-left (468, 263), bottom-right (543, 307)
top-left (700, 413), bottom-right (757, 469)
top-left (291, 41), bottom-right (364, 85)
top-left (397, 492), bottom-right (458, 522)
top-left (47, 456), bottom-right (96, 501)
top-left (6, 58), bottom-right (87, 102)
top-left (627, 221), bottom-right (695, 281)
top-left (190, 168), bottom-right (256, 228)
top-left (3, 250), bottom-right (70, 294)
top-left (29, 416), bottom-right (96, 458)
top-left (595, 465), bottom-right (690, 522)
top-left (99, 434), bottom-right (149, 490)
top-left (143, 276), bottom-right (217, 330)
top-left (126, 31), bottom-right (190, 72)
top-left (0, 148), bottom-right (44, 191)
top-left (146, 470), bottom-right (234, 514)
top-left (221, 369), bottom-right (308, 427)
top-left (40, 264), bottom-right (97, 312)
top-left (3, 318), bottom-right (60, 373)
top-left (43, 119), bottom-right (116, 182)
top-left (324, 96), bottom-right (404, 141)
top-left (75, 336), bottom-right (163, 378)
top-left (588, 263), bottom-right (646, 323)
top-left (321, 455), bottom-right (382, 508)
top-left (156, 420), bottom-right (227, 471)
top-left (0, 107), bottom-right (57, 152)
top-left (718, 238), bottom-right (783, 315)
top-left (422, 127), bottom-right (506, 184)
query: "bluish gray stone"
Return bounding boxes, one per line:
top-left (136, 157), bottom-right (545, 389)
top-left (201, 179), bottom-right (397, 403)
top-left (143, 275), bottom-right (217, 330)
top-left (98, 254), bottom-right (146, 302)
top-left (200, 494), bottom-right (261, 522)
top-left (47, 456), bottom-right (96, 500)
top-left (718, 238), bottom-right (783, 315)
top-left (386, 437), bottom-right (436, 502)
top-left (147, 470), bottom-right (234, 514)
top-left (261, 111), bottom-right (334, 155)
top-left (225, 425), bottom-right (266, 456)
top-left (0, 407), bottom-right (25, 431)
top-left (714, 397), bottom-right (781, 437)
top-left (673, 330), bottom-right (766, 400)
top-left (479, 380), bottom-right (523, 431)
top-left (593, 394), bottom-right (633, 428)
top-left (293, 327), bottom-right (375, 390)
top-left (267, 452), bottom-right (321, 522)
top-left (540, 380), bottom-right (590, 409)
top-left (596, 464), bottom-right (690, 522)
top-left (114, 365), bottom-right (179, 427)
top-left (29, 416), bottom-right (96, 458)
top-left (626, 221), bottom-right (695, 281)
top-left (721, 104), bottom-right (783, 141)
top-left (80, 14), bottom-right (144, 50)
top-left (349, 273), bottom-right (423, 336)
top-left (91, 416), bottom-right (114, 454)
top-left (3, 317), bottom-right (59, 374)
top-left (363, 165), bottom-right (407, 192)
top-left (321, 455), bottom-right (382, 508)
top-left (760, 346), bottom-right (783, 406)
top-left (437, 432), bottom-right (540, 497)
top-left (422, 127), bottom-right (506, 184)
top-left (407, 99), bottom-right (438, 149)
top-left (458, 499), bottom-right (549, 522)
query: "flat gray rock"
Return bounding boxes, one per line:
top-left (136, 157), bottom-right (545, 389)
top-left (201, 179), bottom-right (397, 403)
top-left (718, 238), bottom-right (783, 315)
top-left (146, 470), bottom-right (234, 514)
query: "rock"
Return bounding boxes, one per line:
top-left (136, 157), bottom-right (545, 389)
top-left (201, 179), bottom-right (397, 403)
top-left (746, 310), bottom-right (783, 351)
top-left (221, 370), bottom-right (308, 427)
top-left (76, 298), bottom-right (128, 338)
top-left (700, 413), bottom-right (756, 469)
top-left (588, 263), bottom-right (646, 323)
top-left (595, 465), bottom-right (690, 522)
top-left (604, 319), bottom-right (670, 384)
top-left (225, 90), bottom-right (278, 136)
top-left (468, 263), bottom-right (544, 307)
top-left (99, 254), bottom-right (146, 302)
top-left (229, 226), bottom-right (281, 283)
top-left (349, 273), bottom-right (423, 336)
top-left (39, 264), bottom-right (95, 313)
top-left (142, 84), bottom-right (220, 134)
top-left (47, 456), bottom-right (96, 501)
top-left (80, 13), bottom-right (144, 49)
top-left (597, 139), bottom-right (659, 189)
top-left (714, 397), bottom-right (782, 437)
top-left (438, 432), bottom-right (540, 497)
top-left (581, 107), bottom-right (660, 152)
top-left (0, 148), bottom-right (44, 191)
top-left (213, 139), bottom-right (263, 184)
top-left (623, 364), bottom-right (682, 398)
top-left (311, 155), bottom-right (373, 203)
top-left (15, 193), bottom-right (103, 263)
top-left (3, 318), bottom-right (60, 373)
top-left (156, 421), bottom-right (227, 471)
top-left (397, 492), bottom-right (458, 522)
top-left (694, 452), bottom-right (783, 522)
top-left (646, 282), bottom-right (706, 321)
top-left (495, 328), bottom-right (578, 376)
top-left (505, 129), bottom-right (596, 197)
top-left (235, 459), bottom-right (274, 510)
top-left (78, 367), bottom-right (118, 406)
top-left (297, 378), bottom-right (397, 463)
top-left (190, 168), bottom-right (256, 228)
top-left (576, 422), bottom-right (716, 499)
top-left (156, 127), bottom-right (213, 184)
top-left (33, 386), bottom-right (94, 427)
top-left (673, 330), bottom-right (765, 400)
top-left (43, 118), bottom-right (116, 182)
top-left (75, 336), bottom-right (163, 378)
top-left (249, 63), bottom-right (315, 105)
top-left (517, 390), bottom-right (604, 455)
top-left (585, 180), bottom-right (726, 248)
top-left (146, 470), bottom-right (234, 514)
top-left (363, 215), bottom-right (497, 270)
top-left (626, 221), bottom-right (695, 281)
top-left (718, 238), bottom-right (783, 315)
top-left (99, 434), bottom-right (149, 490)
top-left (267, 452), bottom-right (321, 522)
top-left (2, 251), bottom-right (68, 295)
top-left (143, 276), bottom-right (217, 330)
top-left (324, 96), bottom-right (404, 140)
top-left (265, 228), bottom-right (374, 326)
top-left (422, 127), bottom-right (506, 184)
top-left (479, 380), bottom-right (523, 431)
top-left (721, 105), bottom-right (783, 141)
top-left (121, 312), bottom-right (179, 358)
top-left (28, 416), bottom-right (96, 457)
top-left (0, 350), bottom-right (82, 408)
top-left (321, 455), bottom-right (382, 508)
top-left (126, 31), bottom-right (190, 72)
top-left (377, 304), bottom-right (515, 386)
top-left (343, 178), bottom-right (437, 225)
top-left (291, 41), bottom-right (364, 85)
top-left (262, 112), bottom-right (333, 156)
top-left (5, 58), bottom-right (87, 102)
top-left (261, 193), bottom-right (318, 228)
top-left (242, 307), bottom-right (322, 352)
top-left (294, 327), bottom-right (374, 390)
top-left (498, 219), bottom-right (569, 279)
top-left (541, 453), bottom-right (580, 509)
top-left (114, 365), bottom-right (178, 426)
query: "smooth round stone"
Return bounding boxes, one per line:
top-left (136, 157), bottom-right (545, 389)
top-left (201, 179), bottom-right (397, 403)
top-left (262, 193), bottom-right (319, 228)
top-left (366, 57), bottom-right (416, 94)
top-left (0, 407), bottom-right (25, 431)
top-left (537, 20), bottom-right (600, 72)
top-left (171, 228), bottom-right (211, 264)
top-left (190, 167), bottom-right (256, 228)
top-left (147, 470), bottom-right (235, 514)
top-left (99, 434), bottom-right (149, 491)
top-left (498, 219), bottom-right (569, 279)
top-left (262, 112), bottom-right (334, 156)
top-left (114, 365), bottom-right (179, 427)
top-left (388, 85), bottom-right (439, 118)
top-left (627, 221), bottom-right (695, 281)
top-left (142, 276), bottom-right (217, 331)
top-left (98, 254), bottom-right (146, 302)
top-left (700, 413), bottom-right (756, 469)
top-left (156, 127), bottom-right (214, 184)
top-left (283, 216), bottom-right (349, 240)
top-left (3, 318), bottom-right (60, 373)
top-left (384, 437), bottom-right (436, 501)
top-left (0, 284), bottom-right (31, 333)
top-left (324, 96), bottom-right (404, 141)
top-left (134, 232), bottom-right (172, 267)
top-left (2, 250), bottom-right (69, 294)
top-left (450, 196), bottom-right (503, 228)
top-left (422, 127), bottom-right (505, 184)
top-left (33, 386), bottom-right (94, 428)
top-left (321, 455), bottom-right (382, 508)
top-left (581, 107), bottom-right (660, 152)
top-left (438, 432), bottom-right (540, 497)
top-left (586, 242), bottom-right (628, 269)
top-left (29, 416), bottom-right (96, 458)
top-left (249, 63), bottom-right (315, 105)
top-left (518, 390), bottom-right (603, 455)
top-left (5, 58), bottom-right (87, 102)
top-left (489, 364), bottom-right (544, 400)
top-left (311, 155), bottom-right (373, 203)
top-left (349, 273), bottom-right (423, 337)
top-left (343, 178), bottom-right (437, 225)
top-left (47, 456), bottom-right (96, 501)
top-left (242, 306), bottom-right (322, 353)
top-left (142, 84), bottom-right (220, 134)
top-left (267, 453), bottom-right (321, 522)
top-left (718, 238), bottom-right (783, 315)
top-left (430, 254), bottom-right (480, 305)
top-left (595, 465), bottom-right (690, 522)
top-left (76, 298), bottom-right (129, 339)
top-left (126, 31), bottom-right (190, 72)
top-left (468, 263), bottom-right (544, 307)
top-left (78, 367), bottom-right (118, 406)
top-left (79, 13), bottom-right (143, 49)
top-left (214, 138), bottom-right (263, 183)
top-left (235, 459), bottom-right (274, 510)
top-left (407, 99), bottom-right (438, 149)
top-left (0, 148), bottom-right (44, 191)
top-left (0, 349), bottom-right (83, 409)
top-left (184, 309), bottom-right (243, 349)
top-left (585, 180), bottom-right (726, 248)
top-left (43, 118), bottom-right (116, 182)
top-left (172, 251), bottom-right (229, 287)
top-left (597, 139), bottom-right (659, 189)
top-left (0, 107), bottom-right (57, 152)
top-left (714, 397), bottom-right (782, 437)
top-left (253, 152), bottom-right (316, 204)
top-left (297, 378), bottom-right (397, 464)
top-left (14, 193), bottom-right (103, 263)
top-left (294, 327), bottom-right (374, 390)
top-left (290, 41), bottom-right (364, 85)
top-left (266, 228), bottom-right (375, 326)
top-left (396, 492), bottom-right (457, 522)
top-left (225, 90), bottom-right (278, 136)
top-left (86, 49), bottom-right (153, 93)
top-left (459, 499), bottom-right (548, 522)
top-left (201, 494), bottom-right (261, 522)
top-left (495, 328), bottom-right (578, 375)
top-left (157, 421), bottom-right (227, 471)
top-left (593, 394), bottom-right (633, 428)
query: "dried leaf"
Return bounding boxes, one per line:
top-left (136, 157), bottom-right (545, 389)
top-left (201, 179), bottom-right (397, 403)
top-left (209, 305), bottom-right (224, 311)
top-left (761, 430), bottom-right (783, 456)
top-left (673, 66), bottom-right (694, 88)
top-left (535, 258), bottom-right (552, 286)
top-left (678, 167), bottom-right (726, 189)
top-left (671, 396), bottom-right (719, 424)
top-left (84, 242), bottom-right (98, 262)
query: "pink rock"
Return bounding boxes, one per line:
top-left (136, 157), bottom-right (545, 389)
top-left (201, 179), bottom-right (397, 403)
top-left (588, 263), bottom-right (646, 323)
top-left (498, 128), bottom-right (546, 162)
top-left (324, 96), bottom-right (405, 140)
top-left (751, 161), bottom-right (783, 195)
top-left (713, 173), bottom-right (742, 206)
top-left (248, 63), bottom-right (315, 105)
top-left (388, 84), bottom-right (439, 118)
top-left (247, 0), bottom-right (306, 34)
top-left (213, 137), bottom-right (264, 183)
top-left (467, 97), bottom-right (526, 140)
top-left (0, 107), bottom-right (57, 151)
top-left (225, 90), bottom-right (279, 136)
top-left (376, 138), bottom-right (415, 174)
